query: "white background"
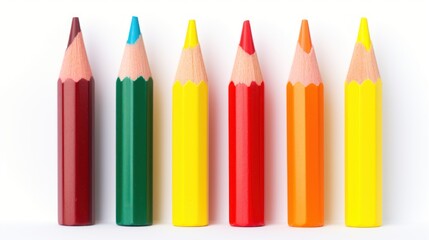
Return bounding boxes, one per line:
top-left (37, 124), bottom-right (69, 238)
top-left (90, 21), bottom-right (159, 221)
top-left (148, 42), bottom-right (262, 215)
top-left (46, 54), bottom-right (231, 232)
top-left (0, 0), bottom-right (428, 239)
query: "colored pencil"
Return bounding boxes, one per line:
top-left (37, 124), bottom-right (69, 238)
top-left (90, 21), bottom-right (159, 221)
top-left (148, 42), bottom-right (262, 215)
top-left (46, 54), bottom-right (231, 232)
top-left (58, 17), bottom-right (94, 226)
top-left (287, 19), bottom-right (324, 227)
top-left (229, 20), bottom-right (264, 227)
top-left (345, 18), bottom-right (382, 227)
top-left (116, 16), bottom-right (153, 226)
top-left (172, 20), bottom-right (209, 226)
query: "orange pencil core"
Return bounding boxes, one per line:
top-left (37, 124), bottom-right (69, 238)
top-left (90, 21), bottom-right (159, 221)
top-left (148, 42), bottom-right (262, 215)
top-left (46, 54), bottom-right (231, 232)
top-left (298, 20), bottom-right (312, 54)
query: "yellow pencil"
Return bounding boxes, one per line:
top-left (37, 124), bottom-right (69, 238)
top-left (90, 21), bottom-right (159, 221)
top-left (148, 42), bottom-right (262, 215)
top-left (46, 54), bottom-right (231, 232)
top-left (345, 18), bottom-right (382, 227)
top-left (172, 20), bottom-right (209, 226)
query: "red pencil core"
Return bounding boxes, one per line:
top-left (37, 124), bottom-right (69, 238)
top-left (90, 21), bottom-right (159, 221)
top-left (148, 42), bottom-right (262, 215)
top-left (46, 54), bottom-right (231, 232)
top-left (239, 20), bottom-right (255, 55)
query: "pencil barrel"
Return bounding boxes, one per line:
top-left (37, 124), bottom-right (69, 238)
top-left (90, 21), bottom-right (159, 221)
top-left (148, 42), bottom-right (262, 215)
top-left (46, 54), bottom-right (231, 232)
top-left (58, 78), bottom-right (94, 226)
top-left (172, 81), bottom-right (209, 226)
top-left (287, 82), bottom-right (324, 227)
top-left (345, 80), bottom-right (382, 227)
top-left (116, 77), bottom-right (153, 225)
top-left (228, 82), bottom-right (264, 227)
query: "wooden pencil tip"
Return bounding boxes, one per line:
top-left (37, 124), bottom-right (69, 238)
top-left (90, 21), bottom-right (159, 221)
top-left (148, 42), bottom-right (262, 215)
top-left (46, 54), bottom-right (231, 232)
top-left (67, 17), bottom-right (81, 48)
top-left (357, 17), bottom-right (372, 50)
top-left (127, 16), bottom-right (141, 44)
top-left (298, 19), bottom-right (312, 53)
top-left (239, 20), bottom-right (255, 54)
top-left (183, 19), bottom-right (199, 49)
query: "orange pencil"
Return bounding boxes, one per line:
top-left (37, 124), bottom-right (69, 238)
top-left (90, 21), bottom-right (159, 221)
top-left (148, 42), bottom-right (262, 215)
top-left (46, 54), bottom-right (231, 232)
top-left (287, 20), bottom-right (324, 227)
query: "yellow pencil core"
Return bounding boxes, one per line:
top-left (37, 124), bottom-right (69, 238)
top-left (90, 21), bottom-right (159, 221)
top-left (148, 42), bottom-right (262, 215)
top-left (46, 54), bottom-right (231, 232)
top-left (357, 18), bottom-right (371, 51)
top-left (184, 20), bottom-right (199, 49)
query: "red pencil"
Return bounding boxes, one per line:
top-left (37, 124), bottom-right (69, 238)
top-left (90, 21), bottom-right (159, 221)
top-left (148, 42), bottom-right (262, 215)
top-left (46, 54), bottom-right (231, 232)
top-left (229, 20), bottom-right (265, 227)
top-left (58, 17), bottom-right (94, 226)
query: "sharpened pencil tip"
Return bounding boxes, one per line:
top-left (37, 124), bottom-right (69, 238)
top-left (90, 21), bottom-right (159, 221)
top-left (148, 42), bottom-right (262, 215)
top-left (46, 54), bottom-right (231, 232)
top-left (298, 19), bottom-right (312, 53)
top-left (67, 17), bottom-right (81, 47)
top-left (184, 20), bottom-right (199, 49)
top-left (239, 20), bottom-right (255, 54)
top-left (127, 16), bottom-right (141, 44)
top-left (357, 17), bottom-right (371, 50)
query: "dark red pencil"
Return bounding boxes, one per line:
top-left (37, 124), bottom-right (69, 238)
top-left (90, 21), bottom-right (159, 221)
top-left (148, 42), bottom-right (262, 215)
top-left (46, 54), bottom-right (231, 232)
top-left (58, 17), bottom-right (94, 226)
top-left (229, 20), bottom-right (265, 227)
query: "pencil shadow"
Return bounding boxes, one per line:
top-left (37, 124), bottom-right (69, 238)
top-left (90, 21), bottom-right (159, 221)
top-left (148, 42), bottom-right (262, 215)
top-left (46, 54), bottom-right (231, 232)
top-left (209, 81), bottom-right (221, 223)
top-left (90, 31), bottom-right (118, 224)
top-left (324, 83), bottom-right (337, 225)
top-left (152, 79), bottom-right (163, 224)
top-left (264, 82), bottom-right (277, 224)
top-left (93, 77), bottom-right (104, 223)
top-left (382, 70), bottom-right (397, 225)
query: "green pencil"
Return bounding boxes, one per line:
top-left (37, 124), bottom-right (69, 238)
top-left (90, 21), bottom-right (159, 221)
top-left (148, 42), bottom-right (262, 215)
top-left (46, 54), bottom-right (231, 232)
top-left (116, 16), bottom-right (153, 226)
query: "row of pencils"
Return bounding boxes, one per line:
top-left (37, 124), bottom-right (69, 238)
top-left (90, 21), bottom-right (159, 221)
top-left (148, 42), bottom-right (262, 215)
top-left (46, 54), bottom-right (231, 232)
top-left (58, 17), bottom-right (382, 228)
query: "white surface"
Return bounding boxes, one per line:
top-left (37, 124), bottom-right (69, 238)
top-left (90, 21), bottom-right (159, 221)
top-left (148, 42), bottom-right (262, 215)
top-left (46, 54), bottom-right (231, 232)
top-left (0, 0), bottom-right (428, 238)
top-left (1, 224), bottom-right (429, 239)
